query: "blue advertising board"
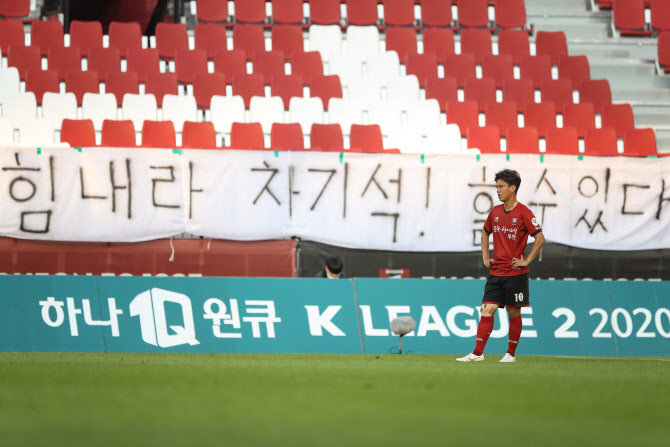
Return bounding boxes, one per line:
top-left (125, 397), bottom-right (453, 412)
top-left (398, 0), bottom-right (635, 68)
top-left (1, 276), bottom-right (668, 356)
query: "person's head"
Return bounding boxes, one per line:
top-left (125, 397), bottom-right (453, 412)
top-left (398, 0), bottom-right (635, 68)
top-left (325, 257), bottom-right (343, 279)
top-left (494, 169), bottom-right (521, 202)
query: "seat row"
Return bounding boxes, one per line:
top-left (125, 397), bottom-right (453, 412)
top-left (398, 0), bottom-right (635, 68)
top-left (194, 0), bottom-right (528, 31)
top-left (614, 0), bottom-right (670, 36)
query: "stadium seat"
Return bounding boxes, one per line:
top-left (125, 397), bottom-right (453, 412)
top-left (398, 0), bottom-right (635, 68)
top-left (524, 102), bottom-right (557, 138)
top-left (249, 96), bottom-right (286, 133)
top-left (195, 0), bottom-right (229, 22)
top-left (270, 74), bottom-right (303, 109)
top-left (464, 77), bottom-right (497, 111)
top-left (614, 0), bottom-right (653, 36)
top-left (210, 95), bottom-right (246, 134)
top-left (106, 71), bottom-right (140, 107)
top-left (366, 51), bottom-right (401, 85)
top-left (182, 121), bottom-right (218, 149)
top-left (193, 72), bottom-right (227, 109)
top-left (346, 25), bottom-right (381, 56)
top-left (420, 0), bottom-right (454, 28)
top-left (579, 79), bottom-right (612, 114)
top-left (175, 48), bottom-right (209, 84)
top-left (350, 124), bottom-right (384, 152)
top-left (497, 29), bottom-right (530, 65)
top-left (69, 21), bottom-right (103, 57)
top-left (443, 53), bottom-right (476, 88)
top-left (66, 70), bottom-right (100, 106)
top-left (658, 31), bottom-right (670, 73)
top-left (367, 101), bottom-right (403, 136)
top-left (42, 92), bottom-right (77, 130)
top-left (387, 127), bottom-right (422, 153)
top-left (446, 100), bottom-right (479, 136)
top-left (329, 51), bottom-right (364, 87)
top-left (253, 50), bottom-right (286, 79)
top-left (82, 93), bottom-right (118, 130)
top-left (47, 46), bottom-right (82, 81)
top-left (406, 99), bottom-right (442, 133)
top-left (425, 76), bottom-right (458, 112)
top-left (519, 54), bottom-right (552, 89)
top-left (535, 31), bottom-right (568, 65)
top-left (214, 49), bottom-right (248, 80)
top-left (562, 103), bottom-right (596, 138)
top-left (142, 120), bottom-right (176, 148)
top-left (290, 51), bottom-right (323, 85)
top-left (495, 0), bottom-right (528, 30)
top-left (309, 0), bottom-right (341, 25)
top-left (422, 28), bottom-right (455, 64)
top-left (506, 127), bottom-right (539, 153)
top-left (307, 25), bottom-right (342, 61)
top-left (384, 26), bottom-right (417, 64)
top-left (0, 0), bottom-right (30, 18)
top-left (25, 69), bottom-right (59, 105)
top-left (289, 97), bottom-right (325, 131)
top-left (232, 73), bottom-right (266, 108)
top-left (155, 23), bottom-right (189, 59)
top-left (61, 119), bottom-right (96, 147)
top-left (481, 54), bottom-right (515, 89)
top-left (651, 0), bottom-right (670, 32)
top-left (7, 44), bottom-right (41, 80)
top-left (234, 0), bottom-right (267, 23)
top-left (0, 67), bottom-right (20, 103)
top-left (121, 93), bottom-right (158, 130)
top-left (19, 119), bottom-right (55, 146)
top-left (457, 0), bottom-right (491, 29)
top-left (108, 21), bottom-right (143, 58)
top-left (31, 20), bottom-right (64, 56)
top-left (0, 118), bottom-right (14, 145)
top-left (545, 126), bottom-right (579, 155)
top-left (87, 46), bottom-right (122, 81)
top-left (424, 124), bottom-right (463, 154)
top-left (271, 123), bottom-right (304, 150)
top-left (406, 53), bottom-right (438, 87)
top-left (387, 75), bottom-right (421, 106)
top-left (233, 24), bottom-right (266, 55)
top-left (162, 94), bottom-right (198, 132)
top-left (460, 29), bottom-right (493, 64)
top-left (584, 127), bottom-right (618, 156)
top-left (346, 0), bottom-right (379, 26)
top-left (624, 128), bottom-right (657, 156)
top-left (384, 0), bottom-right (416, 27)
top-left (272, 25), bottom-right (304, 57)
top-left (310, 75), bottom-right (342, 110)
top-left (127, 48), bottom-right (160, 80)
top-left (502, 78), bottom-right (534, 112)
top-left (601, 104), bottom-right (635, 138)
top-left (272, 0), bottom-right (305, 25)
top-left (194, 24), bottom-right (227, 59)
top-left (558, 55), bottom-right (591, 85)
top-left (145, 72), bottom-right (179, 107)
top-left (0, 19), bottom-right (25, 54)
top-left (231, 122), bottom-right (265, 149)
top-left (310, 123), bottom-right (344, 151)
top-left (328, 98), bottom-right (364, 132)
top-left (485, 102), bottom-right (519, 132)
top-left (467, 125), bottom-right (501, 153)
top-left (540, 79), bottom-right (574, 110)
top-left (101, 120), bottom-right (136, 147)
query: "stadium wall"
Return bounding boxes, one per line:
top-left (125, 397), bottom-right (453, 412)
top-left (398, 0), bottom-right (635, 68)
top-left (2, 276), bottom-right (668, 356)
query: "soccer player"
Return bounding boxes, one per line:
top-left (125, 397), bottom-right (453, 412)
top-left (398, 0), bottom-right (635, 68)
top-left (457, 169), bottom-right (545, 363)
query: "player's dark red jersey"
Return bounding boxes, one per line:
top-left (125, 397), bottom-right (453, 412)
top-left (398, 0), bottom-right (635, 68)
top-left (483, 202), bottom-right (542, 277)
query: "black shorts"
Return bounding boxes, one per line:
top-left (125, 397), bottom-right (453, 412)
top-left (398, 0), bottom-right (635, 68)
top-left (482, 273), bottom-right (530, 308)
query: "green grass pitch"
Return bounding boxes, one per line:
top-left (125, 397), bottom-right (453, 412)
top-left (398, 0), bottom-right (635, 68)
top-left (1, 353), bottom-right (669, 447)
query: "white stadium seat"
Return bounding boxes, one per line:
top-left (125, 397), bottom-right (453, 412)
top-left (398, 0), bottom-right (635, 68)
top-left (0, 67), bottom-right (21, 104)
top-left (2, 92), bottom-right (37, 129)
top-left (162, 94), bottom-right (198, 132)
top-left (19, 119), bottom-right (55, 147)
top-left (327, 98), bottom-right (364, 131)
top-left (210, 95), bottom-right (246, 134)
top-left (42, 92), bottom-right (77, 131)
top-left (307, 25), bottom-right (342, 61)
top-left (122, 93), bottom-right (158, 130)
top-left (345, 26), bottom-right (380, 57)
top-left (249, 96), bottom-right (285, 133)
top-left (82, 93), bottom-right (118, 130)
top-left (289, 96), bottom-right (324, 133)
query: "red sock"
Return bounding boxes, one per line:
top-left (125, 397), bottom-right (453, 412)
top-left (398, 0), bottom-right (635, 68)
top-left (507, 315), bottom-right (523, 356)
top-left (472, 315), bottom-right (494, 356)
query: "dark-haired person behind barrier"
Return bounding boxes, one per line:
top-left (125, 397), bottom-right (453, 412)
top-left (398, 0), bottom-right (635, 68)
top-left (314, 257), bottom-right (348, 279)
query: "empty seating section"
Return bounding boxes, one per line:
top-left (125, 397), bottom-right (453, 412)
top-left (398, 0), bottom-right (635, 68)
top-left (0, 1), bottom-right (655, 155)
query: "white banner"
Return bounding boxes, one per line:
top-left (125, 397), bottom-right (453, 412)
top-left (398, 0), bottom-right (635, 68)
top-left (0, 147), bottom-right (668, 251)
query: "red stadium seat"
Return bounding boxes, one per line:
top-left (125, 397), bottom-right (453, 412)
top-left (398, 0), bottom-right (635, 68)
top-left (446, 100), bottom-right (479, 135)
top-left (624, 128), bottom-right (657, 156)
top-left (31, 20), bottom-right (64, 56)
top-left (87, 46), bottom-right (122, 81)
top-left (231, 122), bottom-right (265, 149)
top-left (196, 0), bottom-right (229, 22)
top-left (214, 49), bottom-right (247, 80)
top-left (384, 0), bottom-right (416, 27)
top-left (540, 79), bottom-right (574, 110)
top-left (524, 102), bottom-right (557, 138)
top-left (579, 79), bottom-right (611, 114)
top-left (601, 104), bottom-right (635, 138)
top-left (485, 102), bottom-right (518, 132)
top-left (519, 54), bottom-right (552, 89)
top-left (502, 78), bottom-right (534, 112)
top-left (309, 0), bottom-right (342, 25)
top-left (66, 70), bottom-right (100, 106)
top-left (25, 69), bottom-right (59, 105)
top-left (506, 127), bottom-right (539, 153)
top-left (0, 0), bottom-right (30, 17)
top-left (127, 48), bottom-right (160, 80)
top-left (233, 24), bottom-right (266, 56)
top-left (106, 71), bottom-right (140, 107)
top-left (155, 23), bottom-right (189, 59)
top-left (271, 123), bottom-right (304, 150)
top-left (272, 0), bottom-right (305, 25)
top-left (232, 73), bottom-right (265, 108)
top-left (7, 44), bottom-right (41, 80)
top-left (60, 119), bottom-right (96, 147)
top-left (584, 127), bottom-right (618, 156)
top-left (195, 24), bottom-right (228, 59)
top-left (101, 120), bottom-right (136, 147)
top-left (253, 50), bottom-right (286, 80)
top-left (234, 0), bottom-right (267, 23)
top-left (350, 124), bottom-right (384, 152)
top-left (310, 123), bottom-right (344, 151)
top-left (272, 25), bottom-right (304, 57)
top-left (558, 55), bottom-right (591, 85)
top-left (142, 120), bottom-right (176, 148)
top-left (145, 72), bottom-right (179, 107)
top-left (658, 31), bottom-right (670, 73)
top-left (271, 74), bottom-right (304, 109)
top-left (614, 0), bottom-right (653, 36)
top-left (562, 103), bottom-right (596, 138)
top-left (175, 48), bottom-right (209, 84)
top-left (481, 54), bottom-right (514, 89)
top-left (47, 46), bottom-right (81, 81)
top-left (443, 53), bottom-right (476, 88)
top-left (108, 21), bottom-right (142, 58)
top-left (651, 0), bottom-right (670, 32)
top-left (385, 26), bottom-right (418, 64)
top-left (290, 51), bottom-right (324, 85)
top-left (535, 31), bottom-right (568, 66)
top-left (495, 0), bottom-right (527, 30)
top-left (464, 77), bottom-right (497, 111)
top-left (310, 75), bottom-right (342, 110)
top-left (182, 121), bottom-right (218, 148)
top-left (497, 29), bottom-right (530, 64)
top-left (193, 72), bottom-right (227, 108)
top-left (467, 125), bottom-right (501, 153)
top-left (460, 28), bottom-right (492, 64)
top-left (69, 20), bottom-right (103, 57)
top-left (406, 52), bottom-right (438, 87)
top-left (422, 28), bottom-right (455, 64)
top-left (346, 0), bottom-right (379, 26)
top-left (545, 126), bottom-right (579, 155)
top-left (0, 19), bottom-right (25, 54)
top-left (425, 76), bottom-right (458, 112)
top-left (420, 0), bottom-right (454, 27)
top-left (457, 0), bottom-right (491, 29)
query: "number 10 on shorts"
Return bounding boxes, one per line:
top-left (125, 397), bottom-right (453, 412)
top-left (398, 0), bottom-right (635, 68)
top-left (514, 293), bottom-right (524, 303)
